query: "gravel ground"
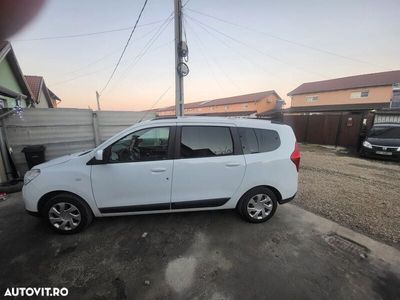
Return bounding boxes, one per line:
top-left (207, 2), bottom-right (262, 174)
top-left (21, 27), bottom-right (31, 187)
top-left (295, 144), bottom-right (400, 248)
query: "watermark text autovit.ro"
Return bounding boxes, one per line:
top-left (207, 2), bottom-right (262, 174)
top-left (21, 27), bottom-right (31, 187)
top-left (4, 287), bottom-right (68, 297)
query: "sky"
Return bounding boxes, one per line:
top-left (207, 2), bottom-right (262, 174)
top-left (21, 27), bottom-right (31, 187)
top-left (8, 0), bottom-right (400, 111)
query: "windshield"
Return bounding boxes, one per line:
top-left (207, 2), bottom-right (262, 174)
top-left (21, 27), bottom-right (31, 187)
top-left (369, 126), bottom-right (400, 139)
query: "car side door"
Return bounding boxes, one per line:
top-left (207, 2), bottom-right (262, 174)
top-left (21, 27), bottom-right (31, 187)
top-left (91, 126), bottom-right (175, 213)
top-left (170, 125), bottom-right (246, 209)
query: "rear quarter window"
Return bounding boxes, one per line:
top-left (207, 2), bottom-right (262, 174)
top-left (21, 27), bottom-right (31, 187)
top-left (238, 127), bottom-right (280, 154)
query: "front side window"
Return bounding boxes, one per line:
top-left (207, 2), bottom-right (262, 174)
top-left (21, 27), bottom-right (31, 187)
top-left (180, 126), bottom-right (233, 158)
top-left (109, 127), bottom-right (170, 163)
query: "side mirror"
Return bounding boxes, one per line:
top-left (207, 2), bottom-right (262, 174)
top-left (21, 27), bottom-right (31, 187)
top-left (95, 149), bottom-right (104, 161)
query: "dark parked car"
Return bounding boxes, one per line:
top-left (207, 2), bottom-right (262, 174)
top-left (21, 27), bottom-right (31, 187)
top-left (360, 123), bottom-right (400, 160)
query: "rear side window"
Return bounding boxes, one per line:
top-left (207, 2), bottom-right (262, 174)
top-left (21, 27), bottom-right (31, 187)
top-left (255, 129), bottom-right (280, 152)
top-left (181, 126), bottom-right (233, 158)
top-left (238, 128), bottom-right (259, 154)
top-left (238, 127), bottom-right (280, 154)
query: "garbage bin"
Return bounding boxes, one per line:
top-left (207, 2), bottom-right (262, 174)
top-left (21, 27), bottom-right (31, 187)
top-left (22, 145), bottom-right (45, 169)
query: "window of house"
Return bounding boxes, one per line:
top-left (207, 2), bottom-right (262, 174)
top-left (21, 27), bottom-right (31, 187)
top-left (224, 105), bottom-right (229, 110)
top-left (305, 96), bottom-right (318, 102)
top-left (0, 98), bottom-right (5, 109)
top-left (180, 126), bottom-right (233, 158)
top-left (350, 90), bottom-right (369, 98)
top-left (242, 104), bottom-right (248, 108)
top-left (109, 127), bottom-right (170, 163)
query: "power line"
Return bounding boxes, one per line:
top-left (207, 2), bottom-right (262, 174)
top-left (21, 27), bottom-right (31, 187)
top-left (49, 39), bottom-right (173, 87)
top-left (183, 0), bottom-right (193, 8)
top-left (139, 86), bottom-right (172, 121)
top-left (185, 18), bottom-right (242, 93)
top-left (58, 49), bottom-right (120, 78)
top-left (52, 23), bottom-right (165, 83)
top-left (103, 14), bottom-right (174, 94)
top-left (50, 65), bottom-right (113, 87)
top-left (99, 0), bottom-right (150, 94)
top-left (187, 15), bottom-right (328, 78)
top-left (13, 19), bottom-right (164, 42)
top-left (187, 8), bottom-right (386, 69)
top-left (187, 16), bottom-right (275, 78)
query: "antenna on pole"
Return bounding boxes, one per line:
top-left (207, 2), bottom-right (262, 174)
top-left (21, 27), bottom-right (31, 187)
top-left (174, 0), bottom-right (189, 117)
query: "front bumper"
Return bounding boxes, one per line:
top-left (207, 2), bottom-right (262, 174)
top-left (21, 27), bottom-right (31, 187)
top-left (25, 209), bottom-right (41, 217)
top-left (22, 183), bottom-right (41, 213)
top-left (361, 148), bottom-right (400, 160)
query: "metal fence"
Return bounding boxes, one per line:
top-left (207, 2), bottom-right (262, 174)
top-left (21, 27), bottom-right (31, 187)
top-left (1, 108), bottom-right (155, 176)
top-left (282, 112), bottom-right (365, 149)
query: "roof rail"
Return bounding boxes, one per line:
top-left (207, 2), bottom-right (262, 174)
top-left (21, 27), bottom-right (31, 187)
top-left (151, 116), bottom-right (178, 121)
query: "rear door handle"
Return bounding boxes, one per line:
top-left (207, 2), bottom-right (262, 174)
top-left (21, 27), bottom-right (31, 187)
top-left (225, 162), bottom-right (241, 167)
top-left (151, 168), bottom-right (167, 173)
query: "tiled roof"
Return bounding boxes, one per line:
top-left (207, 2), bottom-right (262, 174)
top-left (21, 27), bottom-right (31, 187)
top-left (157, 90), bottom-right (279, 112)
top-left (282, 103), bottom-right (389, 113)
top-left (0, 41), bottom-right (9, 54)
top-left (288, 70), bottom-right (400, 96)
top-left (24, 75), bottom-right (43, 102)
top-left (0, 41), bottom-right (33, 101)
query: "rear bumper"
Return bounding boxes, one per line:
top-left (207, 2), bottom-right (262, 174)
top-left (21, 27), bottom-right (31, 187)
top-left (278, 193), bottom-right (296, 204)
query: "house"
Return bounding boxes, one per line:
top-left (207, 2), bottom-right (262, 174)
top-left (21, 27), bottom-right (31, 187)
top-left (0, 41), bottom-right (33, 109)
top-left (264, 70), bottom-right (400, 149)
top-left (24, 75), bottom-right (61, 108)
top-left (156, 90), bottom-right (283, 117)
top-left (287, 70), bottom-right (400, 112)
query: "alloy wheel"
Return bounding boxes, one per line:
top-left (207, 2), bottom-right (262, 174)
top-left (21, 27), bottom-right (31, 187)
top-left (48, 202), bottom-right (81, 231)
top-left (247, 194), bottom-right (273, 220)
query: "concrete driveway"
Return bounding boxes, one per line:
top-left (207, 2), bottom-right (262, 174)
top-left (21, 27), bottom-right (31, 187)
top-left (0, 193), bottom-right (399, 300)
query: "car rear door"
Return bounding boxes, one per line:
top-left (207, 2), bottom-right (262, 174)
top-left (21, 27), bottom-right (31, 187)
top-left (170, 124), bottom-right (246, 209)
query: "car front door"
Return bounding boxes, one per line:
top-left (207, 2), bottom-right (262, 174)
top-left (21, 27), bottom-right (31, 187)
top-left (171, 125), bottom-right (246, 209)
top-left (91, 126), bottom-right (175, 213)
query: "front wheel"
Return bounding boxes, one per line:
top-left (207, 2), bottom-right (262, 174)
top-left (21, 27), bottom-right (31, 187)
top-left (42, 193), bottom-right (93, 234)
top-left (238, 187), bottom-right (278, 223)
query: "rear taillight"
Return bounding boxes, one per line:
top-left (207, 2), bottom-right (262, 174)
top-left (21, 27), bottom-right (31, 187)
top-left (290, 143), bottom-right (301, 172)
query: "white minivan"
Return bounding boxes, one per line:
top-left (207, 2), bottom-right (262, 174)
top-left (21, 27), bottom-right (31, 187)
top-left (23, 117), bottom-right (300, 234)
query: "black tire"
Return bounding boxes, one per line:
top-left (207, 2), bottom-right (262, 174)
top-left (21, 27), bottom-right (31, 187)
top-left (237, 187), bottom-right (278, 223)
top-left (42, 193), bottom-right (93, 234)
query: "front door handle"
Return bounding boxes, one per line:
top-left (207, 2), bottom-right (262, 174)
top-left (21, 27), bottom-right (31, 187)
top-left (225, 162), bottom-right (241, 167)
top-left (151, 168), bottom-right (167, 173)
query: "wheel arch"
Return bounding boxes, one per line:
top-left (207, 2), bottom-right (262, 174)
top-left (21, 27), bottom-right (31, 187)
top-left (37, 190), bottom-right (93, 215)
top-left (236, 185), bottom-right (282, 209)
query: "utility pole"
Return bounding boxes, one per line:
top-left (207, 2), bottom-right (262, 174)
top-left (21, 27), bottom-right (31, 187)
top-left (96, 91), bottom-right (101, 111)
top-left (174, 0), bottom-right (185, 117)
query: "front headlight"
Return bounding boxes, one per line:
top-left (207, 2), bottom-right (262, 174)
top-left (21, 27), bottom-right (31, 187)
top-left (397, 147), bottom-right (400, 152)
top-left (362, 141), bottom-right (372, 149)
top-left (24, 169), bottom-right (40, 185)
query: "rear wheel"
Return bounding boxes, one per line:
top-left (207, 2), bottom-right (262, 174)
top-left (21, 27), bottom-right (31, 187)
top-left (42, 193), bottom-right (93, 234)
top-left (238, 187), bottom-right (277, 223)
